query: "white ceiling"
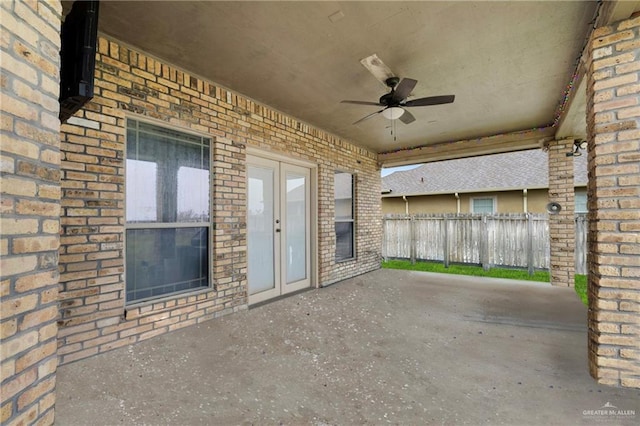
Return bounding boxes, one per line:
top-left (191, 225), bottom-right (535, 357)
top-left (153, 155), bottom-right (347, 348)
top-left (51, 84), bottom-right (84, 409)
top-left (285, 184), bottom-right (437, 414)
top-left (96, 1), bottom-right (625, 158)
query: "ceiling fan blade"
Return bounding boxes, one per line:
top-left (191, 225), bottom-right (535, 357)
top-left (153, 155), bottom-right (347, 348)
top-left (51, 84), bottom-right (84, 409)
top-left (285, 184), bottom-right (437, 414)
top-left (352, 109), bottom-right (384, 125)
top-left (392, 78), bottom-right (418, 102)
top-left (404, 95), bottom-right (455, 107)
top-left (399, 109), bottom-right (416, 124)
top-left (360, 54), bottom-right (395, 86)
top-left (341, 100), bottom-right (381, 106)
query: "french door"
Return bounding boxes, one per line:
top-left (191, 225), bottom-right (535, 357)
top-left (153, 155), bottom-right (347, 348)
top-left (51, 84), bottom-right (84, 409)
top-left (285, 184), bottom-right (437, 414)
top-left (247, 156), bottom-right (311, 304)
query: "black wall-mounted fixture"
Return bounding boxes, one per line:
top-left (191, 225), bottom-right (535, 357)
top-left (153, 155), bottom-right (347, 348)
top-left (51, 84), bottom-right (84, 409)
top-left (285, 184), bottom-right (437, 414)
top-left (59, 0), bottom-right (99, 123)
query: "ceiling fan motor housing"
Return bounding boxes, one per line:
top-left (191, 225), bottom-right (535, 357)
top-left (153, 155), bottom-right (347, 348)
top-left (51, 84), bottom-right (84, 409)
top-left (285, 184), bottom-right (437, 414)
top-left (380, 77), bottom-right (401, 106)
top-left (379, 93), bottom-right (395, 106)
top-left (385, 76), bottom-right (400, 88)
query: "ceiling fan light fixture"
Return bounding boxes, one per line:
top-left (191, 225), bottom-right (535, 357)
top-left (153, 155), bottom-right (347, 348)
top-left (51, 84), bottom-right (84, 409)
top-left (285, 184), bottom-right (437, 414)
top-left (341, 76), bottom-right (454, 125)
top-left (382, 106), bottom-right (405, 120)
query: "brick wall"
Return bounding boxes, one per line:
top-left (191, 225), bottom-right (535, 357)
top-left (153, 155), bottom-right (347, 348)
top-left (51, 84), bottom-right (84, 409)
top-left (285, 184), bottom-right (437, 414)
top-left (1, 1), bottom-right (62, 424)
top-left (547, 138), bottom-right (576, 286)
top-left (586, 16), bottom-right (640, 388)
top-left (57, 36), bottom-right (381, 365)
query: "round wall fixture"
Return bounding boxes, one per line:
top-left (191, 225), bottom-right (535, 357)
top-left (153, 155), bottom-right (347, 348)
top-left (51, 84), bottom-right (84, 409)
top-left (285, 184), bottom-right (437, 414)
top-left (546, 202), bottom-right (562, 215)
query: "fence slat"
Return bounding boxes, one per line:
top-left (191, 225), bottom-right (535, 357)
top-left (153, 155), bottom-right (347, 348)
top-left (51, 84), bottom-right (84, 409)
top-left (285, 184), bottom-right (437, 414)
top-left (382, 213), bottom-right (587, 273)
top-left (527, 214), bottom-right (534, 275)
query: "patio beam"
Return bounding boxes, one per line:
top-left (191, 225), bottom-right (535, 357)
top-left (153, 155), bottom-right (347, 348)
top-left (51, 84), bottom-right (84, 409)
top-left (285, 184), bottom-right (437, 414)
top-left (377, 126), bottom-right (555, 167)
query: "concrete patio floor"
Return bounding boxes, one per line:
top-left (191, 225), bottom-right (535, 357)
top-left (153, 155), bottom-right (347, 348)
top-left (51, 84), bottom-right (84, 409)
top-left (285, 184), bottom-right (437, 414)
top-left (55, 269), bottom-right (639, 425)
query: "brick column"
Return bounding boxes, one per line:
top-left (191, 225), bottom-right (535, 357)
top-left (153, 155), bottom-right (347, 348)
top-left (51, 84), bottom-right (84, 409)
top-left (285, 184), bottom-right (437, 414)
top-left (586, 17), bottom-right (640, 389)
top-left (547, 138), bottom-right (576, 286)
top-left (0, 0), bottom-right (62, 424)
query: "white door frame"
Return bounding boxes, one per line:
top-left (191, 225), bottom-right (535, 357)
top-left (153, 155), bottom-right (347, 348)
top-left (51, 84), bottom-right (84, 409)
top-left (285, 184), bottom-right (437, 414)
top-left (246, 149), bottom-right (318, 305)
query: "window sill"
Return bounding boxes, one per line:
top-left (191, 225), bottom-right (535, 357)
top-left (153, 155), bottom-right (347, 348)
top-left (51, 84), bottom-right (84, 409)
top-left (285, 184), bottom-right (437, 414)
top-left (124, 287), bottom-right (215, 320)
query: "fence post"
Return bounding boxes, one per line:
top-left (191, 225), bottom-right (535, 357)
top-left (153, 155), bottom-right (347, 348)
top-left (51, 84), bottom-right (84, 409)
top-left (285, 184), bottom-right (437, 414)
top-left (527, 213), bottom-right (534, 276)
top-left (410, 215), bottom-right (416, 265)
top-left (381, 216), bottom-right (387, 262)
top-left (575, 214), bottom-right (587, 275)
top-left (443, 216), bottom-right (449, 268)
top-left (481, 215), bottom-right (490, 271)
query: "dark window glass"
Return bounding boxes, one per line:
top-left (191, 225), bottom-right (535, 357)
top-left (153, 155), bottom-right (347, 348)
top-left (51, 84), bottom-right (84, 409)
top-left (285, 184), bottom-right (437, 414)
top-left (335, 222), bottom-right (354, 261)
top-left (126, 120), bottom-right (210, 303)
top-left (126, 228), bottom-right (208, 301)
top-left (335, 171), bottom-right (354, 261)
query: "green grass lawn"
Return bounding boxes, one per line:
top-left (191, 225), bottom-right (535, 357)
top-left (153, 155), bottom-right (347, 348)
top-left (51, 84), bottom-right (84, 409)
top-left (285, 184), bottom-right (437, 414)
top-left (574, 274), bottom-right (587, 305)
top-left (382, 259), bottom-right (588, 305)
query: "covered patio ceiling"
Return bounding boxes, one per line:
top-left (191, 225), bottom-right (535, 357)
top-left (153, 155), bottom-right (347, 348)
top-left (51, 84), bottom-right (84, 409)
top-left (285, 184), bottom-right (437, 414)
top-left (96, 1), bottom-right (640, 165)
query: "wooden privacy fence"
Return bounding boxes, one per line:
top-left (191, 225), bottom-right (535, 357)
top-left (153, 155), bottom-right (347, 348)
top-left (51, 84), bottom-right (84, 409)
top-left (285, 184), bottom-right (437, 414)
top-left (382, 213), bottom-right (588, 274)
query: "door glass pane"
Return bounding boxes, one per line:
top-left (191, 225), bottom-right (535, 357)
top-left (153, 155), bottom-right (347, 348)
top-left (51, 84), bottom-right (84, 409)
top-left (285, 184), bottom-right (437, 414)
top-left (126, 227), bottom-right (208, 302)
top-left (286, 173), bottom-right (307, 283)
top-left (248, 166), bottom-right (275, 295)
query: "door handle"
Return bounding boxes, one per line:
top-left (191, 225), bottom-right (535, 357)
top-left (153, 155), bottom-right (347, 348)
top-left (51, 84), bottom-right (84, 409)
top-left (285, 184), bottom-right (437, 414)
top-left (275, 228), bottom-right (281, 232)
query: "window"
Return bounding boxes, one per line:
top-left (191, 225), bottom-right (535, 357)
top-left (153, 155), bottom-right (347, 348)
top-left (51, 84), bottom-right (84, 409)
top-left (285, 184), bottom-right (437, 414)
top-left (335, 171), bottom-right (354, 261)
top-left (471, 197), bottom-right (495, 214)
top-left (125, 120), bottom-right (210, 303)
top-left (575, 190), bottom-right (587, 213)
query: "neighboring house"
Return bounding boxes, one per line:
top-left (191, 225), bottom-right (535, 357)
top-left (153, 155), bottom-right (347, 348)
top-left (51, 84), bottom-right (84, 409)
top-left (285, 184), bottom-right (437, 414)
top-left (382, 149), bottom-right (588, 215)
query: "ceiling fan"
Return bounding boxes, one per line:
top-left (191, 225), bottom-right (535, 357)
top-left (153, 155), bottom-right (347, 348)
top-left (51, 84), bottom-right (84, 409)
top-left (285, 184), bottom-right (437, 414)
top-left (341, 76), bottom-right (455, 125)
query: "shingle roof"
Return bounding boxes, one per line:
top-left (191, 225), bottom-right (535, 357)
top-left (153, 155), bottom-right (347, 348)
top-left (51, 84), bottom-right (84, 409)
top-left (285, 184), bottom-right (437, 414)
top-left (382, 149), bottom-right (588, 197)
